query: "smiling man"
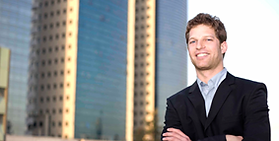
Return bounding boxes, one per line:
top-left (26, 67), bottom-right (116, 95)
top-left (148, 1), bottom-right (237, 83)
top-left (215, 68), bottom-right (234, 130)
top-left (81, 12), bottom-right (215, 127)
top-left (161, 13), bottom-right (270, 141)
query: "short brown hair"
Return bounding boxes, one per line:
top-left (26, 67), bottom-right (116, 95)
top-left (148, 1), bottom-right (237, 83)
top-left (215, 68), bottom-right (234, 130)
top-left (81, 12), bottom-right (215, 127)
top-left (185, 13), bottom-right (227, 44)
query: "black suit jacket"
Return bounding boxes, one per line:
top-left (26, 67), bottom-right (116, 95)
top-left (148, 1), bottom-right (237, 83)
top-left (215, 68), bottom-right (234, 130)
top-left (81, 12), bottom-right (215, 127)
top-left (162, 73), bottom-right (270, 141)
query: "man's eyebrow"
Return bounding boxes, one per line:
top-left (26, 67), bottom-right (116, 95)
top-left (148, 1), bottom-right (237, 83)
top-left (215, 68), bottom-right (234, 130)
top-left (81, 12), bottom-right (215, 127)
top-left (189, 35), bottom-right (215, 40)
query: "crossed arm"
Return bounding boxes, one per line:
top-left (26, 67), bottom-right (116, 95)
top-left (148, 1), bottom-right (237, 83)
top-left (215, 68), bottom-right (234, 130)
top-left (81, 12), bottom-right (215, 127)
top-left (162, 128), bottom-right (243, 141)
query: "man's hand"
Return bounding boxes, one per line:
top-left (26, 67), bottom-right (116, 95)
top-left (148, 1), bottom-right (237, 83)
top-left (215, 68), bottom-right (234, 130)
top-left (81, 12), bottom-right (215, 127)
top-left (162, 128), bottom-right (192, 141)
top-left (226, 135), bottom-right (243, 141)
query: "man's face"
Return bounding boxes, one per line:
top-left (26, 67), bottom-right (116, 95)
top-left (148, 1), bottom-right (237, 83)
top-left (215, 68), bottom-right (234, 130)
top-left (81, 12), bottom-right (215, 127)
top-left (187, 24), bottom-right (227, 71)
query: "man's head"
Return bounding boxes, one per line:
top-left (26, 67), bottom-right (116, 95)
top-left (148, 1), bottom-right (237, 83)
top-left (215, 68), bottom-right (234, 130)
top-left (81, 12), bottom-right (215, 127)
top-left (186, 13), bottom-right (228, 72)
top-left (185, 13), bottom-right (227, 46)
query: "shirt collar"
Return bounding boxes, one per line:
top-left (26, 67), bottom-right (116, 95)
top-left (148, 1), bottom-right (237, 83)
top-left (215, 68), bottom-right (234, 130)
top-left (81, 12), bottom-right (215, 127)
top-left (197, 68), bottom-right (228, 88)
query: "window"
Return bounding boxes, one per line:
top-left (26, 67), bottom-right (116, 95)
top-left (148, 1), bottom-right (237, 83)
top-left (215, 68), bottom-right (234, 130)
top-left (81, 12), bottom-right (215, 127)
top-left (63, 21), bottom-right (66, 26)
top-left (47, 84), bottom-right (51, 90)
top-left (56, 10), bottom-right (60, 15)
top-left (52, 121), bottom-right (55, 127)
top-left (43, 36), bottom-right (47, 42)
top-left (49, 47), bottom-right (52, 53)
top-left (41, 73), bottom-right (45, 78)
top-left (50, 23), bottom-right (54, 29)
top-left (55, 46), bottom-right (59, 51)
top-left (47, 72), bottom-right (51, 77)
top-left (56, 34), bottom-right (59, 40)
top-left (43, 24), bottom-right (47, 30)
top-left (53, 96), bottom-right (56, 102)
top-left (53, 83), bottom-right (57, 89)
top-left (62, 33), bottom-right (65, 38)
top-left (44, 1), bottom-right (48, 7)
top-left (54, 59), bottom-right (58, 64)
top-left (61, 70), bottom-right (64, 75)
top-left (53, 109), bottom-right (56, 114)
top-left (60, 95), bottom-right (63, 101)
top-left (56, 22), bottom-right (60, 27)
top-left (61, 58), bottom-right (64, 63)
top-left (44, 13), bottom-right (48, 19)
top-left (60, 83), bottom-right (63, 88)
top-left (42, 48), bottom-right (46, 54)
top-left (63, 9), bottom-right (66, 14)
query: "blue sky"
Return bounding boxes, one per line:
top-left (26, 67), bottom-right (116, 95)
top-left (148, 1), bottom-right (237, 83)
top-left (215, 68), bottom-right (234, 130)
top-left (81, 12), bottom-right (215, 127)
top-left (187, 0), bottom-right (279, 140)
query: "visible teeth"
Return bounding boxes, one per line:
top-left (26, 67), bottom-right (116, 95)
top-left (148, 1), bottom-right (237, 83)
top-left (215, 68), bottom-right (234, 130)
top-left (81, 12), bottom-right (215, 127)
top-left (197, 53), bottom-right (207, 57)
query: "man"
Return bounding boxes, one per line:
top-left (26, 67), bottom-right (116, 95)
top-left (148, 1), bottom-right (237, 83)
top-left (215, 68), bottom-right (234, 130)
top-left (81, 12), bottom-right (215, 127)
top-left (161, 13), bottom-right (270, 141)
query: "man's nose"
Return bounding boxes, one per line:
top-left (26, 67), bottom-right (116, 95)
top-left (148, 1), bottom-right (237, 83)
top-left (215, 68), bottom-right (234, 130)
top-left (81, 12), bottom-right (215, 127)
top-left (196, 40), bottom-right (205, 50)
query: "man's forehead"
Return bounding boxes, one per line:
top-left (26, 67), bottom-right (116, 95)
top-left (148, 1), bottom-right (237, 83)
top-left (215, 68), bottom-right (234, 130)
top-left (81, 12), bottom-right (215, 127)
top-left (189, 34), bottom-right (216, 40)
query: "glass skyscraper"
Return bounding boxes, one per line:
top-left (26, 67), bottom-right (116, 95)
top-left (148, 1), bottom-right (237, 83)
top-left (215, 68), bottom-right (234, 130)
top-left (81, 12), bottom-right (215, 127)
top-left (75, 0), bottom-right (127, 139)
top-left (0, 0), bottom-right (32, 135)
top-left (155, 0), bottom-right (187, 131)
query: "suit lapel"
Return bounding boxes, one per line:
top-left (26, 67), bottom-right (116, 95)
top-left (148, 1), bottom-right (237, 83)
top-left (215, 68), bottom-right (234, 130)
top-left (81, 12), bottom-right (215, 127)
top-left (187, 82), bottom-right (207, 127)
top-left (204, 73), bottom-right (235, 130)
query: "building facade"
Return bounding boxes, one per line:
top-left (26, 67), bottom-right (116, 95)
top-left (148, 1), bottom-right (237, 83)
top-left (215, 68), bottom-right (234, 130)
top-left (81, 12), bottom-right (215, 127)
top-left (27, 0), bottom-right (127, 140)
top-left (132, 0), bottom-right (187, 140)
top-left (27, 0), bottom-right (187, 141)
top-left (155, 0), bottom-right (188, 132)
top-left (0, 47), bottom-right (11, 141)
top-left (0, 0), bottom-right (32, 135)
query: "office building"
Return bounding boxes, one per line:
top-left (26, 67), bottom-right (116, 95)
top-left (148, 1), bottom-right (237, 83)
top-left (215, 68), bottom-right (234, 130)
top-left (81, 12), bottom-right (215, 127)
top-left (27, 0), bottom-right (128, 140)
top-left (0, 0), bottom-right (32, 135)
top-left (131, 0), bottom-right (187, 140)
top-left (27, 0), bottom-right (187, 140)
top-left (0, 47), bottom-right (11, 141)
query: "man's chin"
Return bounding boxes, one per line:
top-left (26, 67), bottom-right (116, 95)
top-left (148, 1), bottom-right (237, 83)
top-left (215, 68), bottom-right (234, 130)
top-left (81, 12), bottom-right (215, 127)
top-left (194, 65), bottom-right (211, 71)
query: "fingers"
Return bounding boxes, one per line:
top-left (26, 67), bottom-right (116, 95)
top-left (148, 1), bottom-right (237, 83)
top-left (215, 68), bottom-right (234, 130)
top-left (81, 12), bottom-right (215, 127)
top-left (162, 128), bottom-right (191, 141)
top-left (226, 135), bottom-right (243, 141)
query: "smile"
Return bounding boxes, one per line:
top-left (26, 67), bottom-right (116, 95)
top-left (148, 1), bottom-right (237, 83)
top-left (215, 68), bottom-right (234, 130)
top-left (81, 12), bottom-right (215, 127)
top-left (196, 53), bottom-right (209, 57)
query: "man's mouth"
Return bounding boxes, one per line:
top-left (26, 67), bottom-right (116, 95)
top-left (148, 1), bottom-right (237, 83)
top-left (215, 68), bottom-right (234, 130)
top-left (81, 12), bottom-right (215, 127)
top-left (196, 53), bottom-right (209, 57)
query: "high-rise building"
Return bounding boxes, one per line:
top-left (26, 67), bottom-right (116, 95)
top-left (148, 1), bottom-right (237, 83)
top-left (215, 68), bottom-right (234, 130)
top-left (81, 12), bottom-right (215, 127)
top-left (27, 0), bottom-right (128, 140)
top-left (0, 0), bottom-right (32, 135)
top-left (155, 0), bottom-right (187, 132)
top-left (0, 47), bottom-right (11, 141)
top-left (131, 0), bottom-right (187, 140)
top-left (27, 0), bottom-right (186, 140)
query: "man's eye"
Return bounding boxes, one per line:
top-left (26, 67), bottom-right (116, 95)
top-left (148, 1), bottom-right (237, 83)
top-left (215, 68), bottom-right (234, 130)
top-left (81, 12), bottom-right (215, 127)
top-left (189, 41), bottom-right (195, 44)
top-left (206, 38), bottom-right (213, 41)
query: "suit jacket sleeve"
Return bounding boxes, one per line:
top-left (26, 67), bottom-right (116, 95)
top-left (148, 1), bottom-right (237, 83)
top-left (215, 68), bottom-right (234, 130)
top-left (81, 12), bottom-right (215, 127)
top-left (162, 97), bottom-right (183, 135)
top-left (242, 83), bottom-right (270, 141)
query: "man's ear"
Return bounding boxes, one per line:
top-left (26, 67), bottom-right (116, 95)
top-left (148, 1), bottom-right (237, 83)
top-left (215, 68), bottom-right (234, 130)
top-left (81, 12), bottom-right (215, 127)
top-left (221, 41), bottom-right (228, 54)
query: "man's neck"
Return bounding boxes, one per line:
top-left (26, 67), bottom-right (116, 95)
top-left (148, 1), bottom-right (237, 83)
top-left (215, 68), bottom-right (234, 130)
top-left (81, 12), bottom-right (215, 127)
top-left (196, 66), bottom-right (224, 84)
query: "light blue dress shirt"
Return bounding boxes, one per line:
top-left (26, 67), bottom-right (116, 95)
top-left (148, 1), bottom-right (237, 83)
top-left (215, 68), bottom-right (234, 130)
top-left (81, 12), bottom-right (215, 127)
top-left (197, 68), bottom-right (227, 117)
